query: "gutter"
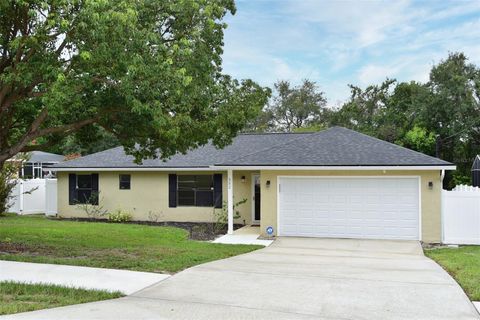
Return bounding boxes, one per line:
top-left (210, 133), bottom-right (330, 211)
top-left (48, 165), bottom-right (457, 172)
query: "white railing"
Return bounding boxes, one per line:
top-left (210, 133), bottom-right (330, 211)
top-left (8, 179), bottom-right (57, 216)
top-left (442, 185), bottom-right (480, 244)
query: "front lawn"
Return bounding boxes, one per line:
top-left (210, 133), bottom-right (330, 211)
top-left (425, 246), bottom-right (480, 300)
top-left (0, 214), bottom-right (261, 273)
top-left (0, 281), bottom-right (123, 315)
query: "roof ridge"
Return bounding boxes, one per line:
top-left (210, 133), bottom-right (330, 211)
top-left (217, 127), bottom-right (334, 165)
top-left (239, 131), bottom-right (314, 136)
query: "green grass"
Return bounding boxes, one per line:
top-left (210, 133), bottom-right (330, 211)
top-left (425, 246), bottom-right (480, 300)
top-left (0, 214), bottom-right (261, 273)
top-left (0, 281), bottom-right (123, 315)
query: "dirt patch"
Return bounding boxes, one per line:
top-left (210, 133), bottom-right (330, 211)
top-left (0, 242), bottom-right (55, 256)
top-left (52, 217), bottom-right (243, 241)
top-left (422, 243), bottom-right (458, 250)
top-left (0, 242), bottom-right (30, 254)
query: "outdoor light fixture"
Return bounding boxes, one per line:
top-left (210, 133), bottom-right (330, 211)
top-left (241, 176), bottom-right (246, 183)
top-left (266, 180), bottom-right (271, 188)
top-left (428, 181), bottom-right (433, 189)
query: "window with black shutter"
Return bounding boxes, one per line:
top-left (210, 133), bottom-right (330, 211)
top-left (177, 175), bottom-right (214, 207)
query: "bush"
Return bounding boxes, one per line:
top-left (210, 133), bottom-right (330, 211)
top-left (75, 193), bottom-right (108, 219)
top-left (212, 198), bottom-right (246, 234)
top-left (0, 162), bottom-right (20, 214)
top-left (107, 209), bottom-right (133, 223)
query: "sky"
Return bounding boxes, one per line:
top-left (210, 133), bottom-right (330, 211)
top-left (221, 0), bottom-right (480, 104)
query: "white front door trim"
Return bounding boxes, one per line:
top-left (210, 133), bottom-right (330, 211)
top-left (276, 175), bottom-right (422, 240)
top-left (251, 173), bottom-right (260, 224)
top-left (227, 169), bottom-right (234, 235)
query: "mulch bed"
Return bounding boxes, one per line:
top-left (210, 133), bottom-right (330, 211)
top-left (50, 217), bottom-right (244, 241)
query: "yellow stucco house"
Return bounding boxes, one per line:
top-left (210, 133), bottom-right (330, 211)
top-left (49, 127), bottom-right (455, 243)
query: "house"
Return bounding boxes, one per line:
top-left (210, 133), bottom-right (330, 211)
top-left (17, 151), bottom-right (65, 179)
top-left (49, 127), bottom-right (455, 243)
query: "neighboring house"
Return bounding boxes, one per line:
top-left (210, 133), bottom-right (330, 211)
top-left (472, 155), bottom-right (480, 187)
top-left (49, 127), bottom-right (455, 243)
top-left (17, 151), bottom-right (65, 179)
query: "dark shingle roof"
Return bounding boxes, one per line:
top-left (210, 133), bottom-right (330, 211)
top-left (51, 127), bottom-right (452, 169)
top-left (15, 151), bottom-right (65, 163)
top-left (51, 132), bottom-right (311, 168)
top-left (220, 127), bottom-right (452, 166)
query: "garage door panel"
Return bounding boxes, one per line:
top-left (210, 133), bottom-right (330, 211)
top-left (278, 177), bottom-right (419, 240)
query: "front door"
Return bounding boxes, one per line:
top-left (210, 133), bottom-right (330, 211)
top-left (252, 174), bottom-right (261, 222)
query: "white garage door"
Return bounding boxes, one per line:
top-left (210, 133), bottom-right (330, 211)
top-left (278, 177), bottom-right (420, 240)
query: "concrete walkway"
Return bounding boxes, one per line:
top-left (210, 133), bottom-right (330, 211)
top-left (212, 225), bottom-right (274, 246)
top-left (4, 238), bottom-right (479, 319)
top-left (0, 260), bottom-right (169, 295)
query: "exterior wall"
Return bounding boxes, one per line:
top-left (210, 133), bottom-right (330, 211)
top-left (57, 171), bottom-right (253, 224)
top-left (232, 171), bottom-right (258, 225)
top-left (58, 169), bottom-right (443, 243)
top-left (259, 170), bottom-right (443, 243)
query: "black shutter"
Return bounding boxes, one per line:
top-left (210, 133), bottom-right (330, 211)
top-left (213, 173), bottom-right (222, 208)
top-left (68, 173), bottom-right (77, 205)
top-left (169, 174), bottom-right (177, 207)
top-left (91, 173), bottom-right (99, 205)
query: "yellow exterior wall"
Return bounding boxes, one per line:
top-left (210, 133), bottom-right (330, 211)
top-left (58, 169), bottom-right (443, 243)
top-left (259, 170), bottom-right (442, 243)
top-left (57, 171), bottom-right (253, 224)
top-left (232, 171), bottom-right (258, 225)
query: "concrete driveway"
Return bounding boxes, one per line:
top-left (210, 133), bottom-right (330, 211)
top-left (4, 238), bottom-right (479, 320)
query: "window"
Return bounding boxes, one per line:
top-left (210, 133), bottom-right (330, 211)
top-left (19, 162), bottom-right (57, 179)
top-left (177, 175), bottom-right (213, 207)
top-left (76, 174), bottom-right (93, 204)
top-left (21, 163), bottom-right (33, 179)
top-left (42, 163), bottom-right (57, 178)
top-left (119, 174), bottom-right (131, 190)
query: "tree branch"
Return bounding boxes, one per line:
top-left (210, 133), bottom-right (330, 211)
top-left (0, 112), bottom-right (98, 162)
top-left (35, 117), bottom-right (98, 137)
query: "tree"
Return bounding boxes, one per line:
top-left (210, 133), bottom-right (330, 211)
top-left (399, 126), bottom-right (436, 155)
top-left (420, 53), bottom-right (480, 164)
top-left (48, 125), bottom-right (119, 155)
top-left (329, 79), bottom-right (396, 139)
top-left (329, 52), bottom-right (480, 188)
top-left (243, 107), bottom-right (275, 132)
top-left (0, 0), bottom-right (270, 168)
top-left (267, 80), bottom-right (327, 132)
top-left (426, 53), bottom-right (480, 186)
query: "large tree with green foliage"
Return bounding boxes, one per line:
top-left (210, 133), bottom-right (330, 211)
top-left (329, 79), bottom-right (396, 140)
top-left (0, 0), bottom-right (269, 167)
top-left (255, 80), bottom-right (326, 132)
top-left (330, 52), bottom-right (480, 187)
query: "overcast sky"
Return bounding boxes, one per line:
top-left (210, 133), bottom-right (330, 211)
top-left (221, 0), bottom-right (480, 104)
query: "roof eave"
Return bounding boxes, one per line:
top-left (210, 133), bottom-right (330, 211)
top-left (47, 166), bottom-right (214, 172)
top-left (210, 165), bottom-right (457, 171)
top-left (48, 164), bottom-right (457, 172)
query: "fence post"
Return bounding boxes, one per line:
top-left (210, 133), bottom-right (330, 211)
top-left (18, 180), bottom-right (24, 215)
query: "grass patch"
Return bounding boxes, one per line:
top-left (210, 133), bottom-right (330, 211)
top-left (0, 281), bottom-right (123, 315)
top-left (425, 246), bottom-right (480, 300)
top-left (0, 214), bottom-right (261, 273)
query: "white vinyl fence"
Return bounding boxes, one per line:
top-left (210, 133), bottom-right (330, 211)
top-left (442, 185), bottom-right (480, 244)
top-left (8, 179), bottom-right (57, 216)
